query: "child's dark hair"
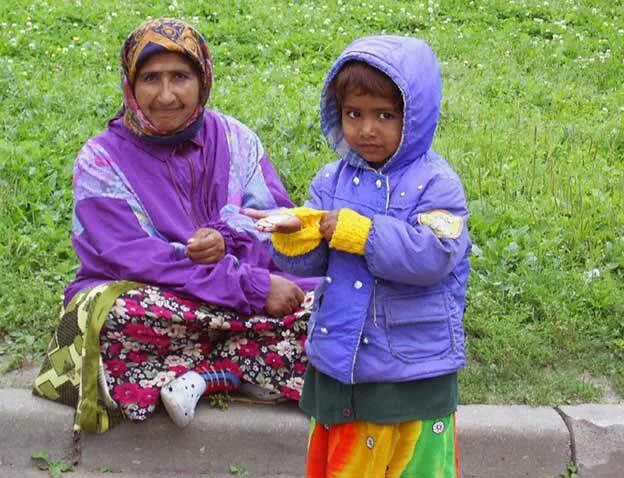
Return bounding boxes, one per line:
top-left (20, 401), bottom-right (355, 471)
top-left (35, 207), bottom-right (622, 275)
top-left (332, 61), bottom-right (403, 112)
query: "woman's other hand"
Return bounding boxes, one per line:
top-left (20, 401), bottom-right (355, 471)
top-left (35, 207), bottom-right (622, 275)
top-left (245, 209), bottom-right (303, 234)
top-left (265, 275), bottom-right (305, 317)
top-left (320, 210), bottom-right (340, 242)
top-left (186, 228), bottom-right (225, 264)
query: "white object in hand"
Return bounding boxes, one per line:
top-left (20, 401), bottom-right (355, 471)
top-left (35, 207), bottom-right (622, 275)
top-left (255, 213), bottom-right (295, 232)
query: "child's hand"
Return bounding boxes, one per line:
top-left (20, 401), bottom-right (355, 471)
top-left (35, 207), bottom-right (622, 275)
top-left (245, 209), bottom-right (303, 233)
top-left (320, 210), bottom-right (340, 241)
top-left (186, 228), bottom-right (225, 264)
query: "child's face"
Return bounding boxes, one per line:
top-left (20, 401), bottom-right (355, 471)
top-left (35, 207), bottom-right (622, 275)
top-left (341, 92), bottom-right (403, 167)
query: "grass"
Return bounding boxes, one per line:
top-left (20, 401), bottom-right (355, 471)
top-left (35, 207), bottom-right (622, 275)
top-left (1, 0), bottom-right (623, 404)
top-left (31, 451), bottom-right (74, 478)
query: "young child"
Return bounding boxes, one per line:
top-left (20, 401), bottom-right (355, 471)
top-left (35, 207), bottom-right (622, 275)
top-left (252, 35), bottom-right (471, 477)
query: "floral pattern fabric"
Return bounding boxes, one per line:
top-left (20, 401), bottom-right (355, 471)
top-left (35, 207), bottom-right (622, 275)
top-left (100, 284), bottom-right (312, 421)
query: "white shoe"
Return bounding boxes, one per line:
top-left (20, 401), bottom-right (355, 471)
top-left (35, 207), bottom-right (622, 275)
top-left (161, 371), bottom-right (207, 428)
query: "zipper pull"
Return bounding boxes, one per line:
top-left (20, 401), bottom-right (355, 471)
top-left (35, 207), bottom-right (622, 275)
top-left (373, 279), bottom-right (379, 328)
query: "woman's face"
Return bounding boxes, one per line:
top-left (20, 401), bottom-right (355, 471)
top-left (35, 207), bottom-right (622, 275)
top-left (134, 51), bottom-right (201, 134)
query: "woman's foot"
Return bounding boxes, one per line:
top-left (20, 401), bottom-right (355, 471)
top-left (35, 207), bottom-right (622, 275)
top-left (238, 382), bottom-right (283, 402)
top-left (161, 371), bottom-right (206, 427)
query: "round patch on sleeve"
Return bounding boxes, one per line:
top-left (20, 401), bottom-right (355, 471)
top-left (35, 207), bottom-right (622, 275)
top-left (418, 209), bottom-right (463, 239)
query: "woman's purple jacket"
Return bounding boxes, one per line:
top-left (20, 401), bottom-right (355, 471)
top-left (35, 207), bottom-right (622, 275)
top-left (65, 111), bottom-right (317, 313)
top-left (272, 36), bottom-right (472, 384)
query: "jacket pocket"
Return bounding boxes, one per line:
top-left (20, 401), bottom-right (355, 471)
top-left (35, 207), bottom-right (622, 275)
top-left (384, 290), bottom-right (453, 361)
top-left (312, 279), bottom-right (328, 312)
top-left (307, 280), bottom-right (328, 342)
top-left (307, 312), bottom-right (317, 342)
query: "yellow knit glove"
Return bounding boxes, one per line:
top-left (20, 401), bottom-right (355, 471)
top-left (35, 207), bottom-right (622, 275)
top-left (271, 207), bottom-right (327, 257)
top-left (328, 208), bottom-right (372, 255)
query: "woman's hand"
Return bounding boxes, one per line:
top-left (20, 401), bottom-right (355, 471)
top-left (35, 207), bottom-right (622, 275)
top-left (320, 210), bottom-right (340, 242)
top-left (265, 275), bottom-right (305, 317)
top-left (245, 209), bottom-right (303, 234)
top-left (186, 228), bottom-right (225, 264)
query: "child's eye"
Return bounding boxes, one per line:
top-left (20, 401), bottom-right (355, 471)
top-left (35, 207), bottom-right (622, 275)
top-left (379, 112), bottom-right (395, 120)
top-left (346, 111), bottom-right (360, 119)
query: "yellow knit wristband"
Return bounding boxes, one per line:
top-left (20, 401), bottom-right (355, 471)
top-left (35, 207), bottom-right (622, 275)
top-left (271, 207), bottom-right (327, 257)
top-left (328, 208), bottom-right (372, 255)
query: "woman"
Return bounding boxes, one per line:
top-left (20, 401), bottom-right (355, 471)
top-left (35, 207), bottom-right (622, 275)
top-left (33, 18), bottom-right (317, 431)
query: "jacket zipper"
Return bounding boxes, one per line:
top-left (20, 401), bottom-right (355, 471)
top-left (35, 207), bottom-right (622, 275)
top-left (166, 146), bottom-right (202, 230)
top-left (350, 171), bottom-right (390, 383)
top-left (182, 152), bottom-right (203, 229)
top-left (373, 175), bottom-right (390, 328)
top-left (373, 280), bottom-right (378, 327)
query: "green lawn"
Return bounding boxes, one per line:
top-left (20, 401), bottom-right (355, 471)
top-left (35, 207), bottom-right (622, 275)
top-left (1, 0), bottom-right (623, 404)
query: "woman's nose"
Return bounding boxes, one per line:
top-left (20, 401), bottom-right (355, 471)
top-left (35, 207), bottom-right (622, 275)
top-left (157, 79), bottom-right (176, 104)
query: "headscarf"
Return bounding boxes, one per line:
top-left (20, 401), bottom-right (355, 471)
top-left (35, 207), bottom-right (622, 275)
top-left (120, 18), bottom-right (213, 142)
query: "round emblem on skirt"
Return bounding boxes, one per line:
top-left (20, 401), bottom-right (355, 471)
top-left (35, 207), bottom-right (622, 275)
top-left (432, 421), bottom-right (445, 434)
top-left (366, 436), bottom-right (375, 449)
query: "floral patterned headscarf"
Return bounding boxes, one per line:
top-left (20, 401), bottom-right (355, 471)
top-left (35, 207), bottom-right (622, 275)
top-left (120, 18), bottom-right (213, 140)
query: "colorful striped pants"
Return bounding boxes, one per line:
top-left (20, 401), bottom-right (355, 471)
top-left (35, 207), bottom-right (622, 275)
top-left (306, 414), bottom-right (460, 478)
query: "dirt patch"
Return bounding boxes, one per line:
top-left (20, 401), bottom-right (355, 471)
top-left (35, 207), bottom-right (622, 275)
top-left (0, 356), bottom-right (42, 389)
top-left (583, 371), bottom-right (623, 404)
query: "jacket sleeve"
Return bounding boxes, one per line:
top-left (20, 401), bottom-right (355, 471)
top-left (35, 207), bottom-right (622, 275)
top-left (216, 119), bottom-right (294, 266)
top-left (211, 120), bottom-right (318, 291)
top-left (218, 153), bottom-right (294, 269)
top-left (269, 169), bottom-right (330, 277)
top-left (365, 176), bottom-right (470, 286)
top-left (72, 143), bottom-right (270, 315)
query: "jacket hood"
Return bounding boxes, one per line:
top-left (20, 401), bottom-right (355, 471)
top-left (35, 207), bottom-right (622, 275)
top-left (320, 35), bottom-right (442, 173)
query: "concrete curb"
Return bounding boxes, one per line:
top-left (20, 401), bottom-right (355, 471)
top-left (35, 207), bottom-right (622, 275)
top-left (1, 363), bottom-right (622, 477)
top-left (0, 389), bottom-right (607, 478)
top-left (560, 404), bottom-right (624, 477)
top-left (458, 405), bottom-right (569, 477)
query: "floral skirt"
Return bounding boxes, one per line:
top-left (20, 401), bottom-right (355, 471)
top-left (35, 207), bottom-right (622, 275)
top-left (101, 284), bottom-right (313, 421)
top-left (34, 280), bottom-right (313, 432)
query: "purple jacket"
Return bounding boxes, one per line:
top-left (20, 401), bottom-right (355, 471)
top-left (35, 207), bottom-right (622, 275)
top-left (273, 36), bottom-right (471, 384)
top-left (66, 110), bottom-right (317, 313)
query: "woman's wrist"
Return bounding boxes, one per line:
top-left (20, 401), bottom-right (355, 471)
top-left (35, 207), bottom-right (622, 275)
top-left (204, 220), bottom-right (235, 255)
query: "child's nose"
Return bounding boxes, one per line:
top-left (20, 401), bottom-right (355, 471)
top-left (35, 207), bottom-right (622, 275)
top-left (360, 117), bottom-right (376, 137)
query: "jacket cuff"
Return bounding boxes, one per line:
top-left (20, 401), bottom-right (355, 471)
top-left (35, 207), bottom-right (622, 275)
top-left (271, 207), bottom-right (326, 257)
top-left (206, 220), bottom-right (235, 255)
top-left (242, 266), bottom-right (271, 314)
top-left (329, 208), bottom-right (372, 255)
